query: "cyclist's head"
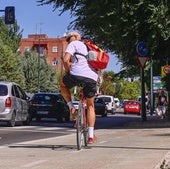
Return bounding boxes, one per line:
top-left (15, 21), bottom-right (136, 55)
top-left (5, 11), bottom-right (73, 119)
top-left (65, 31), bottom-right (81, 43)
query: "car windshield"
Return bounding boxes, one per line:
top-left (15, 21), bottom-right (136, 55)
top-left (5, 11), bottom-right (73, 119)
top-left (0, 85), bottom-right (8, 96)
top-left (33, 94), bottom-right (59, 104)
top-left (100, 97), bottom-right (111, 102)
top-left (127, 101), bottom-right (138, 105)
top-left (95, 98), bottom-right (104, 104)
top-left (73, 101), bottom-right (79, 105)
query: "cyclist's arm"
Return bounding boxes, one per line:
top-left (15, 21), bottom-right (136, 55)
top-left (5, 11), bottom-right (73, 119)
top-left (62, 52), bottom-right (72, 73)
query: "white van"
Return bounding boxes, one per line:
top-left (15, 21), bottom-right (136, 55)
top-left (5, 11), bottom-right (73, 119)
top-left (97, 95), bottom-right (116, 114)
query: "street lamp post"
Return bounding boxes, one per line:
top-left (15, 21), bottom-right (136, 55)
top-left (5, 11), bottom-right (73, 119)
top-left (36, 23), bottom-right (43, 93)
top-left (150, 55), bottom-right (154, 115)
top-left (37, 37), bottom-right (40, 92)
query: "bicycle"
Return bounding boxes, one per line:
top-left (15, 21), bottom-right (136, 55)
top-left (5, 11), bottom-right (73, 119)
top-left (76, 90), bottom-right (88, 150)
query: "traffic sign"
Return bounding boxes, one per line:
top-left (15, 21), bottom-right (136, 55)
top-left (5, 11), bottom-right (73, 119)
top-left (137, 56), bottom-right (148, 68)
top-left (136, 42), bottom-right (149, 57)
top-left (163, 65), bottom-right (170, 75)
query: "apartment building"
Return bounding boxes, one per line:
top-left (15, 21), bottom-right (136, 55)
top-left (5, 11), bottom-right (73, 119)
top-left (19, 34), bottom-right (68, 72)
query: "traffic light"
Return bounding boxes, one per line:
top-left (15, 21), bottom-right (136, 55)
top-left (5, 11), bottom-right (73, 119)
top-left (5, 6), bottom-right (15, 24)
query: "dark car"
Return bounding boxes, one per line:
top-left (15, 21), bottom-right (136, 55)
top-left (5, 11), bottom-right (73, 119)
top-left (124, 100), bottom-right (141, 115)
top-left (94, 97), bottom-right (107, 117)
top-left (29, 92), bottom-right (70, 122)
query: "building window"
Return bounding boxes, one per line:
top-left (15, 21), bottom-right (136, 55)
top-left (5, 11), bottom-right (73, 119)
top-left (38, 46), bottom-right (44, 57)
top-left (52, 46), bottom-right (58, 53)
top-left (52, 58), bottom-right (58, 66)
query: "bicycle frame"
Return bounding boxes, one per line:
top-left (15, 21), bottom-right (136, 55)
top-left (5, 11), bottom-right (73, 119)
top-left (76, 94), bottom-right (88, 150)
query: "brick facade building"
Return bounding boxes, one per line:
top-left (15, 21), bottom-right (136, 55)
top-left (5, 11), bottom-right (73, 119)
top-left (19, 34), bottom-right (68, 72)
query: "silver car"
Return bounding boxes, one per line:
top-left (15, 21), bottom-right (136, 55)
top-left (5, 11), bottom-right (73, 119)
top-left (0, 81), bottom-right (30, 127)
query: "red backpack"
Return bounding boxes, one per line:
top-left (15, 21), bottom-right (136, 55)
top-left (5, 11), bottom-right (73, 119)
top-left (75, 40), bottom-right (110, 70)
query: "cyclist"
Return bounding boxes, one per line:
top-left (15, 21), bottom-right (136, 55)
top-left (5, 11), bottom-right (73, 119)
top-left (59, 31), bottom-right (98, 144)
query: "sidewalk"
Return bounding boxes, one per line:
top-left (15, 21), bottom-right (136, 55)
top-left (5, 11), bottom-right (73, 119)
top-left (0, 115), bottom-right (170, 169)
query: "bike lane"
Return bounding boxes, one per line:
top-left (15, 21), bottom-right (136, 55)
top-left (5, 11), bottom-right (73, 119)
top-left (1, 117), bottom-right (170, 169)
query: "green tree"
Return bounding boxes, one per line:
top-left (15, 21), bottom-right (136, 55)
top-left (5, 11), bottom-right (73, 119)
top-left (21, 50), bottom-right (59, 93)
top-left (100, 71), bottom-right (141, 100)
top-left (0, 20), bottom-right (25, 86)
top-left (37, 0), bottom-right (169, 75)
top-left (37, 0), bottom-right (169, 114)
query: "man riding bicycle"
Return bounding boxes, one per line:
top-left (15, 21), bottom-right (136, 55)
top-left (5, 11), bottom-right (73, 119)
top-left (59, 31), bottom-right (98, 144)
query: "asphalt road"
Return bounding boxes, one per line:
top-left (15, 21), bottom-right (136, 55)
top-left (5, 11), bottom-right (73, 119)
top-left (1, 109), bottom-right (170, 169)
top-left (0, 109), bottom-right (141, 146)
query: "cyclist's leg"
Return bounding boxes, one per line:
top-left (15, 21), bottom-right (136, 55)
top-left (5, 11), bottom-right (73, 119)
top-left (83, 79), bottom-right (97, 143)
top-left (59, 74), bottom-right (77, 116)
top-left (86, 97), bottom-right (96, 138)
top-left (59, 77), bottom-right (72, 103)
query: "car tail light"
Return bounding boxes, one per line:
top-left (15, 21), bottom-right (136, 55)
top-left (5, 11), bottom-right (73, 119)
top-left (5, 97), bottom-right (12, 108)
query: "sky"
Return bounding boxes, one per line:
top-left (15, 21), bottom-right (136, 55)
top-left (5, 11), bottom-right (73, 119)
top-left (0, 0), bottom-right (122, 73)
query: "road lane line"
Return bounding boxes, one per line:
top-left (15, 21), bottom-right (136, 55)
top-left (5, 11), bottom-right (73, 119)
top-left (21, 160), bottom-right (47, 168)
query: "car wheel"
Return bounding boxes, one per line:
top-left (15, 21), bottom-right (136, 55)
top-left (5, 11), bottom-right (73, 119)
top-left (111, 109), bottom-right (115, 114)
top-left (8, 112), bottom-right (16, 127)
top-left (23, 114), bottom-right (31, 125)
top-left (102, 110), bottom-right (108, 117)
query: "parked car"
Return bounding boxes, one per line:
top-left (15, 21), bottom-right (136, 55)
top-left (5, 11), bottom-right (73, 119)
top-left (114, 98), bottom-right (120, 108)
top-left (0, 81), bottom-right (30, 127)
top-left (94, 97), bottom-right (107, 117)
top-left (97, 95), bottom-right (116, 114)
top-left (124, 100), bottom-right (141, 115)
top-left (121, 99), bottom-right (129, 108)
top-left (29, 92), bottom-right (70, 122)
top-left (72, 100), bottom-right (79, 110)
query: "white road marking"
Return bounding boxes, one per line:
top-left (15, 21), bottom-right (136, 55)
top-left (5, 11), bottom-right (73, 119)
top-left (21, 160), bottom-right (47, 168)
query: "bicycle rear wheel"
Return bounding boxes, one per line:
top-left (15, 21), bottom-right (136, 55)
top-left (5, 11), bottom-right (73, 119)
top-left (83, 110), bottom-right (88, 147)
top-left (76, 103), bottom-right (84, 150)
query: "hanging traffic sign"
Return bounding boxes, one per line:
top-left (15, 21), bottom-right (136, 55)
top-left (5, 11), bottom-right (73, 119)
top-left (136, 42), bottom-right (149, 57)
top-left (163, 65), bottom-right (170, 75)
top-left (137, 56), bottom-right (149, 68)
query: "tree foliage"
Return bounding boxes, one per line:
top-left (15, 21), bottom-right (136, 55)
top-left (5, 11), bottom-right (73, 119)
top-left (37, 0), bottom-right (170, 76)
top-left (100, 71), bottom-right (141, 100)
top-left (0, 20), bottom-right (25, 86)
top-left (21, 50), bottom-right (59, 93)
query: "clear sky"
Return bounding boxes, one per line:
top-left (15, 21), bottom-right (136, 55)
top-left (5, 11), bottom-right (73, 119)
top-left (0, 0), bottom-right (122, 73)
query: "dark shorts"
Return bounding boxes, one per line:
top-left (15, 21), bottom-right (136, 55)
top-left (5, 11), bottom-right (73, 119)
top-left (62, 73), bottom-right (97, 98)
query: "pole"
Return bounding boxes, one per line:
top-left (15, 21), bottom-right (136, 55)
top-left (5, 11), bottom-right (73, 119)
top-left (150, 55), bottom-right (154, 115)
top-left (37, 37), bottom-right (40, 92)
top-left (141, 67), bottom-right (147, 121)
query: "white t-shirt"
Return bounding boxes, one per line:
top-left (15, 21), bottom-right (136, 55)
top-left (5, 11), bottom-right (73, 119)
top-left (65, 40), bottom-right (98, 81)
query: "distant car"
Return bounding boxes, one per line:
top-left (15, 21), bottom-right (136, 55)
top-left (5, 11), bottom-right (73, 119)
top-left (97, 95), bottom-right (116, 114)
top-left (94, 97), bottom-right (107, 117)
top-left (121, 99), bottom-right (129, 108)
top-left (114, 98), bottom-right (120, 108)
top-left (29, 92), bottom-right (70, 122)
top-left (72, 101), bottom-right (79, 110)
top-left (0, 81), bottom-right (30, 127)
top-left (124, 100), bottom-right (141, 115)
